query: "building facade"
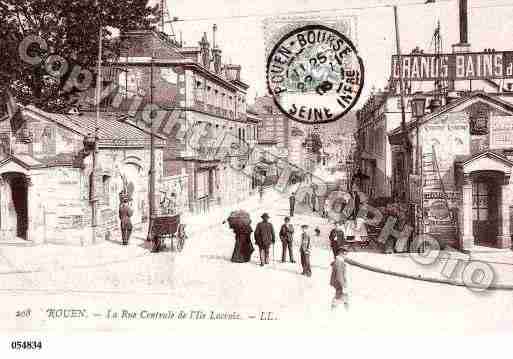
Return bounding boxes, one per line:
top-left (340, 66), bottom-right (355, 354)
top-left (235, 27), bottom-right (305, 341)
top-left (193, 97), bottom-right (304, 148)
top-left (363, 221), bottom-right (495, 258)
top-left (389, 92), bottom-right (513, 251)
top-left (0, 103), bottom-right (166, 245)
top-left (83, 30), bottom-right (260, 214)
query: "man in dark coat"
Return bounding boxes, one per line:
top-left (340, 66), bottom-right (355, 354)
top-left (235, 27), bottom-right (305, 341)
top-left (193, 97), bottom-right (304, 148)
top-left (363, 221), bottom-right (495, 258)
top-left (329, 221), bottom-right (345, 259)
top-left (254, 213), bottom-right (275, 266)
top-left (289, 192), bottom-right (296, 217)
top-left (119, 194), bottom-right (133, 245)
top-left (279, 217), bottom-right (295, 263)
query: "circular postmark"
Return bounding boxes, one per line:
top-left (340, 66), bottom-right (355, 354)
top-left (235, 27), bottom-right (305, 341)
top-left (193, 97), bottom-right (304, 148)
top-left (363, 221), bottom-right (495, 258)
top-left (266, 24), bottom-right (364, 125)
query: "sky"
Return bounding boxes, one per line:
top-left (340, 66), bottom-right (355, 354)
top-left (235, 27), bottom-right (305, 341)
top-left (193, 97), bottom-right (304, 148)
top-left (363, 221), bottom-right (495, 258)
top-left (162, 0), bottom-right (513, 109)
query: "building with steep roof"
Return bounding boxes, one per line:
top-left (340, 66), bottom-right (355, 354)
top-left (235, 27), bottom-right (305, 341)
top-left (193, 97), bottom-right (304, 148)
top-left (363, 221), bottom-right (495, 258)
top-left (0, 101), bottom-right (171, 245)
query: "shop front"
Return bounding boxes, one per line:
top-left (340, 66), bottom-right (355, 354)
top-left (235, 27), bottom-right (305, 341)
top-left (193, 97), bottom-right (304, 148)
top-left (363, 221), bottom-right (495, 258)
top-left (457, 152), bottom-right (512, 251)
top-left (388, 92), bottom-right (513, 252)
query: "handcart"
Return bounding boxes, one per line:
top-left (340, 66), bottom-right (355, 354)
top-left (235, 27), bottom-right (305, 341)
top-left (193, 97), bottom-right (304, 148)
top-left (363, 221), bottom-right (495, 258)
top-left (150, 214), bottom-right (187, 253)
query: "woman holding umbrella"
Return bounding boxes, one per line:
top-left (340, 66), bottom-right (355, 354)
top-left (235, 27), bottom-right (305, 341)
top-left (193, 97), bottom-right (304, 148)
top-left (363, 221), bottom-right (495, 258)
top-left (225, 210), bottom-right (254, 263)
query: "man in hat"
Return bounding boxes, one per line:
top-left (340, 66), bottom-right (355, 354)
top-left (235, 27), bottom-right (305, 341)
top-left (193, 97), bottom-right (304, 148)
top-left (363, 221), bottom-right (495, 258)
top-left (329, 221), bottom-right (345, 259)
top-left (330, 245), bottom-right (349, 310)
top-left (299, 224), bottom-right (312, 277)
top-left (279, 217), bottom-right (295, 263)
top-left (254, 213), bottom-right (275, 266)
top-left (119, 193), bottom-right (134, 245)
top-left (289, 192), bottom-right (296, 217)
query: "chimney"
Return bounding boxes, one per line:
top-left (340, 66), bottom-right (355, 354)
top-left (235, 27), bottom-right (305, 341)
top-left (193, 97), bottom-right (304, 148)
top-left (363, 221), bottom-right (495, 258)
top-left (225, 64), bottom-right (241, 81)
top-left (452, 0), bottom-right (471, 53)
top-left (199, 32), bottom-right (210, 69)
top-left (212, 24), bottom-right (222, 74)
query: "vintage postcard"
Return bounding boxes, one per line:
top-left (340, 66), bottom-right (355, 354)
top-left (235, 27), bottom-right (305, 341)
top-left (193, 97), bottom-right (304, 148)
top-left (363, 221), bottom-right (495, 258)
top-left (1, 0), bottom-right (513, 353)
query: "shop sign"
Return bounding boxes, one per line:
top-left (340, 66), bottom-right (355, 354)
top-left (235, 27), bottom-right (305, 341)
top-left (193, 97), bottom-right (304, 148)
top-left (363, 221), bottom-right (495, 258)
top-left (392, 51), bottom-right (513, 81)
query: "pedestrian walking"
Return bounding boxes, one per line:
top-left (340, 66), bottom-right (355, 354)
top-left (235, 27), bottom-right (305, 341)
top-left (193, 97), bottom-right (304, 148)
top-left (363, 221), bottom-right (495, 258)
top-left (254, 213), bottom-right (275, 267)
top-left (311, 187), bottom-right (318, 212)
top-left (289, 192), bottom-right (296, 217)
top-left (299, 224), bottom-right (312, 277)
top-left (330, 245), bottom-right (349, 311)
top-left (279, 217), bottom-right (295, 263)
top-left (258, 185), bottom-right (264, 201)
top-left (329, 221), bottom-right (345, 259)
top-left (119, 193), bottom-right (133, 245)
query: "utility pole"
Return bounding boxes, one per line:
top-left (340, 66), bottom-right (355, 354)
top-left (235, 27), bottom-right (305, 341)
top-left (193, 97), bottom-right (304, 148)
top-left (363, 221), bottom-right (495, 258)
top-left (393, 5), bottom-right (410, 203)
top-left (146, 44), bottom-right (156, 242)
top-left (91, 1), bottom-right (102, 243)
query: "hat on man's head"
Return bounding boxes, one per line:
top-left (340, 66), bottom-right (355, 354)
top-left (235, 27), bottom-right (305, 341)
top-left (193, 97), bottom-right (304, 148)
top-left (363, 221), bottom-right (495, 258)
top-left (261, 213), bottom-right (270, 220)
top-left (284, 216), bottom-right (290, 222)
top-left (301, 224), bottom-right (309, 229)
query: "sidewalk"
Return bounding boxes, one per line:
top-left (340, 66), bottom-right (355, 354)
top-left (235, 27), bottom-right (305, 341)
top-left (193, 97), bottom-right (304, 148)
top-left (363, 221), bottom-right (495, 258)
top-left (346, 247), bottom-right (513, 290)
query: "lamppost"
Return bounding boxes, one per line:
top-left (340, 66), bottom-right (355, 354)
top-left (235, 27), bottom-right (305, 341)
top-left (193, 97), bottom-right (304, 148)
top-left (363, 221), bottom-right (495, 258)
top-left (411, 92), bottom-right (427, 175)
top-left (410, 92), bottom-right (427, 235)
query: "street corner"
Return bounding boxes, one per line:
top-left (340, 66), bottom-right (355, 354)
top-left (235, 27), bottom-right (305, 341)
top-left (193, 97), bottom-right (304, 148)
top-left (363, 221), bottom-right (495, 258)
top-left (346, 246), bottom-right (513, 291)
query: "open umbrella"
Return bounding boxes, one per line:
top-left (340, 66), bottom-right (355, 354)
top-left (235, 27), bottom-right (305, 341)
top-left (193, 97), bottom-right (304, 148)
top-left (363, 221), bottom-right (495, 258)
top-left (226, 210), bottom-right (251, 231)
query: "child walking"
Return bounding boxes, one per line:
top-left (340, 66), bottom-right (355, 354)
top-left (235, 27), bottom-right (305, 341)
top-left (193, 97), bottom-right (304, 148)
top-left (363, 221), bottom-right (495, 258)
top-left (300, 224), bottom-right (312, 277)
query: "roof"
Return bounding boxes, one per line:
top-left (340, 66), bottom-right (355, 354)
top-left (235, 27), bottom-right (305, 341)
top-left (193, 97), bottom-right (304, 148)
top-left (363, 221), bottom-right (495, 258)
top-left (23, 106), bottom-right (167, 147)
top-left (388, 92), bottom-right (513, 137)
top-left (454, 149), bottom-right (513, 167)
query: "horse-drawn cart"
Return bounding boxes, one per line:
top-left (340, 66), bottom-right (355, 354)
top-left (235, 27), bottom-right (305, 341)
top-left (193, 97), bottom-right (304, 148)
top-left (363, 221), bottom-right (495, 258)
top-left (150, 214), bottom-right (187, 253)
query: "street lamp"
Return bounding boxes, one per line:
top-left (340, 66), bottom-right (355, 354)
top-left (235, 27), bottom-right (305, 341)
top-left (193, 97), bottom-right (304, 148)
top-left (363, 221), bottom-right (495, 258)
top-left (411, 92), bottom-right (426, 175)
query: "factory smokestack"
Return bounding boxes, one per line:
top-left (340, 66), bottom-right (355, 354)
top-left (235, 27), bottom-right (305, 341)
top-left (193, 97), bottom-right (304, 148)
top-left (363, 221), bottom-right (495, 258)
top-left (452, 0), bottom-right (471, 53)
top-left (459, 0), bottom-right (469, 44)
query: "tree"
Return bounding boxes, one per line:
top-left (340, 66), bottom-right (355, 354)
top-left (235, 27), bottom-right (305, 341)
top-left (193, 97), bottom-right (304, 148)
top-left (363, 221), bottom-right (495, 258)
top-left (0, 0), bottom-right (160, 112)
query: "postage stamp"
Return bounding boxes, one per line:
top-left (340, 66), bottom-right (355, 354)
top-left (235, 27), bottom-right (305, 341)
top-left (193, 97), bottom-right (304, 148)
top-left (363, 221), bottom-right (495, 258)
top-left (266, 24), bottom-right (364, 124)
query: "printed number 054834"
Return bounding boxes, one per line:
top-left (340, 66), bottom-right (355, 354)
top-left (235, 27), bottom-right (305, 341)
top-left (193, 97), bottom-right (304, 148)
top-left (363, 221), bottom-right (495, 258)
top-left (11, 341), bottom-right (42, 350)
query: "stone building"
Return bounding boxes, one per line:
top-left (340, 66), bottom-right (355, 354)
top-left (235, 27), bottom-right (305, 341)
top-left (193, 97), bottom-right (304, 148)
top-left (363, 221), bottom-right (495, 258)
top-left (81, 29), bottom-right (259, 214)
top-left (0, 103), bottom-right (167, 245)
top-left (388, 92), bottom-right (513, 251)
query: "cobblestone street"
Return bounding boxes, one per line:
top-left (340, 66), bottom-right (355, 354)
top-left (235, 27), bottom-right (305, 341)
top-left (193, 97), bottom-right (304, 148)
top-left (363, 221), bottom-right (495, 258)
top-left (0, 190), bottom-right (512, 334)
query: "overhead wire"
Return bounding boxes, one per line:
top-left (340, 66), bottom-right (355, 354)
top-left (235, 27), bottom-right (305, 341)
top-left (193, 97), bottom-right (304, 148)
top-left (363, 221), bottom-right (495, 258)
top-left (170, 0), bottom-right (454, 23)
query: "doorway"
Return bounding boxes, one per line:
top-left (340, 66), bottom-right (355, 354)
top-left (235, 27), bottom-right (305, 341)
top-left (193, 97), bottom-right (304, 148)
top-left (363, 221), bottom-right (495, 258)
top-left (472, 173), bottom-right (501, 247)
top-left (2, 173), bottom-right (28, 239)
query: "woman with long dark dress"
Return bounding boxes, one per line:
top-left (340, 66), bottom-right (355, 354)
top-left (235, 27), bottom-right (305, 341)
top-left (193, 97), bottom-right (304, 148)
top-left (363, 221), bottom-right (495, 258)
top-left (226, 211), bottom-right (254, 263)
top-left (231, 223), bottom-right (254, 262)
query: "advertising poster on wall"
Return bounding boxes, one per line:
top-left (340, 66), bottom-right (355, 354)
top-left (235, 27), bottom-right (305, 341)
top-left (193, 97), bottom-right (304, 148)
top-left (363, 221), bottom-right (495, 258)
top-left (490, 115), bottom-right (513, 149)
top-left (422, 190), bottom-right (460, 241)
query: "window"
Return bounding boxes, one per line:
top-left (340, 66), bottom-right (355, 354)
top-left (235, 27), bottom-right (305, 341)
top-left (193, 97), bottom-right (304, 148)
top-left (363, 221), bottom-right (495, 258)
top-left (102, 175), bottom-right (110, 205)
top-left (473, 182), bottom-right (488, 221)
top-left (197, 171), bottom-right (209, 199)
